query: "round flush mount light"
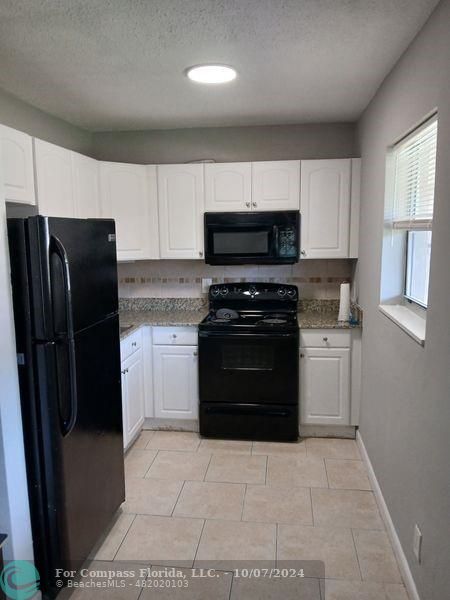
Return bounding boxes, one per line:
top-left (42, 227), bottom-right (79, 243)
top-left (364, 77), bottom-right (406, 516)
top-left (186, 64), bottom-right (237, 84)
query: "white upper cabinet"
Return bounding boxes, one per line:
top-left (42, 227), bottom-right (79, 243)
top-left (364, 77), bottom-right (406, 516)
top-left (158, 164), bottom-right (204, 259)
top-left (34, 139), bottom-right (75, 217)
top-left (252, 160), bottom-right (300, 211)
top-left (71, 152), bottom-right (100, 218)
top-left (204, 162), bottom-right (252, 212)
top-left (300, 159), bottom-right (351, 259)
top-left (0, 125), bottom-right (36, 205)
top-left (100, 162), bottom-right (159, 261)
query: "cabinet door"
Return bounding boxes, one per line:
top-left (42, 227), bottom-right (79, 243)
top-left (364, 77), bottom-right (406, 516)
top-left (72, 152), bottom-right (100, 218)
top-left (100, 162), bottom-right (153, 261)
top-left (300, 347), bottom-right (350, 425)
top-left (0, 125), bottom-right (36, 204)
top-left (252, 161), bottom-right (300, 211)
top-left (300, 159), bottom-right (351, 258)
top-left (34, 139), bottom-right (75, 217)
top-left (204, 163), bottom-right (251, 212)
top-left (122, 349), bottom-right (145, 447)
top-left (158, 164), bottom-right (204, 259)
top-left (153, 345), bottom-right (198, 419)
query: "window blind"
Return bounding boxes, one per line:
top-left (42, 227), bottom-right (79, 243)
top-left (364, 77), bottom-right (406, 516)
top-left (389, 117), bottom-right (437, 230)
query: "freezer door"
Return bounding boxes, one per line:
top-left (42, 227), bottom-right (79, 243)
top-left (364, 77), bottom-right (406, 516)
top-left (34, 314), bottom-right (124, 590)
top-left (28, 216), bottom-right (119, 339)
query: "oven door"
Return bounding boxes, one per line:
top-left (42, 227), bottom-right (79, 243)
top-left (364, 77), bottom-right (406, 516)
top-left (198, 331), bottom-right (298, 405)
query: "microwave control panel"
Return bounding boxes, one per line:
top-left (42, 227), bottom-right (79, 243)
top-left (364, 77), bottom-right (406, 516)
top-left (278, 227), bottom-right (297, 257)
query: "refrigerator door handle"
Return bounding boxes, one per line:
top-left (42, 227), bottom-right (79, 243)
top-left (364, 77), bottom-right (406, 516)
top-left (50, 235), bottom-right (78, 436)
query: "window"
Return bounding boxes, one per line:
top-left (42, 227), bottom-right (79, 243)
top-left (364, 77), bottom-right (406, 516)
top-left (389, 116), bottom-right (437, 308)
top-left (380, 115), bottom-right (438, 345)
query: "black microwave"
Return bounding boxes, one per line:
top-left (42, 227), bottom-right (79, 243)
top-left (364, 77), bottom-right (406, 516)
top-left (204, 211), bottom-right (300, 265)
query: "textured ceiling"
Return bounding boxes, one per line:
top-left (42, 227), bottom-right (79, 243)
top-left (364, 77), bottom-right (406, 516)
top-left (0, 0), bottom-right (440, 131)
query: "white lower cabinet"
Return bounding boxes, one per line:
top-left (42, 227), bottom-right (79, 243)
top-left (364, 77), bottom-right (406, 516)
top-left (153, 342), bottom-right (198, 420)
top-left (121, 335), bottom-right (145, 449)
top-left (300, 330), bottom-right (351, 426)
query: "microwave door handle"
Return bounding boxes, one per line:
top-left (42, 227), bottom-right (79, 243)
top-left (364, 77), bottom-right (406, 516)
top-left (273, 225), bottom-right (279, 254)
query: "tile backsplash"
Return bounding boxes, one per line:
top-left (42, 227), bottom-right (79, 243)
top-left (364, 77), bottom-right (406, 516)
top-left (118, 259), bottom-right (356, 300)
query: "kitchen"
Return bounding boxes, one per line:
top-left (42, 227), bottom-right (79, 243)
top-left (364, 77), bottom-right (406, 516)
top-left (0, 2), bottom-right (449, 599)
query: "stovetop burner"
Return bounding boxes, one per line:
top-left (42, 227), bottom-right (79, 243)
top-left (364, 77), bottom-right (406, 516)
top-left (261, 318), bottom-right (287, 324)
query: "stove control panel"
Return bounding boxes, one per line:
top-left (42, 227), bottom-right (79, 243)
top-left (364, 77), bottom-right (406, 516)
top-left (209, 282), bottom-right (298, 301)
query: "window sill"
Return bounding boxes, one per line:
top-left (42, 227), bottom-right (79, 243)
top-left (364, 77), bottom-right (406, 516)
top-left (378, 304), bottom-right (426, 346)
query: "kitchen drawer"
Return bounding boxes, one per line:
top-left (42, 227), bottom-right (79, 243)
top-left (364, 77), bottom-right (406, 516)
top-left (300, 329), bottom-right (351, 349)
top-left (152, 326), bottom-right (198, 346)
top-left (121, 328), bottom-right (143, 361)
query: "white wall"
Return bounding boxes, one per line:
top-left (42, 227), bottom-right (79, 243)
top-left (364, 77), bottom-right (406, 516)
top-left (356, 0), bottom-right (450, 597)
top-left (0, 152), bottom-right (34, 560)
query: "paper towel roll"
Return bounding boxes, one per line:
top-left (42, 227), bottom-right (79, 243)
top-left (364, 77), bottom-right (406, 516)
top-left (338, 282), bottom-right (350, 323)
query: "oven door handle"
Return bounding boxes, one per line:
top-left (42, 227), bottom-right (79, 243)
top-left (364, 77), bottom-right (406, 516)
top-left (198, 331), bottom-right (298, 339)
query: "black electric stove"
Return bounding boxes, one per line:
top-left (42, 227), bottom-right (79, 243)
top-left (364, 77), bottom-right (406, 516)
top-left (198, 282), bottom-right (299, 442)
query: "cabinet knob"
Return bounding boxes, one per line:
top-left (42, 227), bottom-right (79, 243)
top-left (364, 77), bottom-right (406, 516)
top-left (301, 250), bottom-right (306, 256)
top-left (323, 337), bottom-right (328, 342)
top-left (193, 351), bottom-right (198, 356)
top-left (252, 202), bottom-right (257, 208)
top-left (132, 341), bottom-right (137, 347)
top-left (245, 202), bottom-right (251, 208)
top-left (300, 353), bottom-right (304, 358)
top-left (199, 251), bottom-right (203, 257)
top-left (172, 334), bottom-right (177, 338)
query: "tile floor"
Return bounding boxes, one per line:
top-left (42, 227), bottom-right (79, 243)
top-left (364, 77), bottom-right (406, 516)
top-left (84, 431), bottom-right (409, 600)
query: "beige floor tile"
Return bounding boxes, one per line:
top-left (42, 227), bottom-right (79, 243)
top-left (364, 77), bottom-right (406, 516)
top-left (252, 440), bottom-right (306, 456)
top-left (146, 451), bottom-right (211, 481)
top-left (266, 455), bottom-right (328, 488)
top-left (325, 459), bottom-right (371, 490)
top-left (277, 525), bottom-right (360, 580)
top-left (89, 511), bottom-right (135, 560)
top-left (125, 448), bottom-right (157, 478)
top-left (140, 567), bottom-right (233, 599)
top-left (353, 530), bottom-right (402, 584)
top-left (115, 514), bottom-right (204, 565)
top-left (320, 579), bottom-right (386, 600)
top-left (306, 438), bottom-right (360, 460)
top-left (132, 430), bottom-right (155, 449)
top-left (146, 431), bottom-right (200, 452)
top-left (242, 485), bottom-right (313, 525)
top-left (198, 439), bottom-right (252, 455)
top-left (195, 519), bottom-right (276, 569)
top-left (205, 454), bottom-right (267, 484)
top-left (312, 489), bottom-right (384, 529)
top-left (66, 561), bottom-right (146, 600)
top-left (385, 583), bottom-right (409, 599)
top-left (231, 574), bottom-right (321, 599)
top-left (122, 477), bottom-right (183, 516)
top-left (173, 481), bottom-right (245, 521)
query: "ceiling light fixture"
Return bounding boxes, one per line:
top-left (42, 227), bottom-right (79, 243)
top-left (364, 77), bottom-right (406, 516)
top-left (186, 64), bottom-right (237, 84)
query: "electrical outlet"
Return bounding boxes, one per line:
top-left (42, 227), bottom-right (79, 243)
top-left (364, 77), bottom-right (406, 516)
top-left (413, 524), bottom-right (422, 563)
top-left (202, 278), bottom-right (212, 294)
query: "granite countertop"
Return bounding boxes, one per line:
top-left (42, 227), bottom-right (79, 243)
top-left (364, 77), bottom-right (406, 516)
top-left (119, 307), bottom-right (360, 339)
top-left (298, 309), bottom-right (360, 329)
top-left (120, 309), bottom-right (207, 338)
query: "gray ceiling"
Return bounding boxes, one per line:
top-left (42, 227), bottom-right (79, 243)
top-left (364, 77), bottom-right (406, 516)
top-left (0, 0), bottom-right (440, 131)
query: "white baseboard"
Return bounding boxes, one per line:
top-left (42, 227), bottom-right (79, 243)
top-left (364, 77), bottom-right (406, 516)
top-left (356, 431), bottom-right (420, 600)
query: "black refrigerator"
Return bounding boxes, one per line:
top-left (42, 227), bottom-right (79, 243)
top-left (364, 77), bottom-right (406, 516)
top-left (7, 216), bottom-right (125, 599)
